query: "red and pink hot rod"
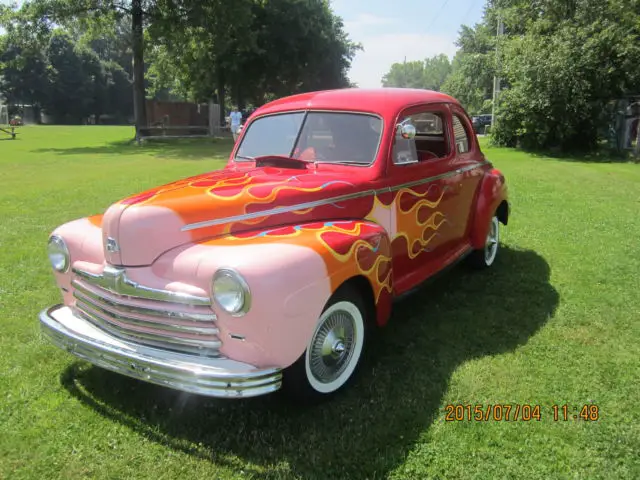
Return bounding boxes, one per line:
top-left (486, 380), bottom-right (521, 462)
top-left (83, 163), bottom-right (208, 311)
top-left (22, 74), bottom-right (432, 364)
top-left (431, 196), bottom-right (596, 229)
top-left (40, 88), bottom-right (510, 401)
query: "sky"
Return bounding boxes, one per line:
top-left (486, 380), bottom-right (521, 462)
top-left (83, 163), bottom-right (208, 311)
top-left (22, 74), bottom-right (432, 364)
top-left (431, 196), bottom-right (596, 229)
top-left (1, 0), bottom-right (486, 88)
top-left (331, 0), bottom-right (485, 88)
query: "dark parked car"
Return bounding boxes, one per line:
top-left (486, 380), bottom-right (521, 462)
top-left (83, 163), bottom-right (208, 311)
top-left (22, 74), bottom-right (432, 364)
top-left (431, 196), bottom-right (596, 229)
top-left (472, 114), bottom-right (492, 134)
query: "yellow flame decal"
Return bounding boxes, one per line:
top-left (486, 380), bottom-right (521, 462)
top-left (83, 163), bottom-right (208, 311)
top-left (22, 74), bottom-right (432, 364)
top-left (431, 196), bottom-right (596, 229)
top-left (394, 211), bottom-right (447, 259)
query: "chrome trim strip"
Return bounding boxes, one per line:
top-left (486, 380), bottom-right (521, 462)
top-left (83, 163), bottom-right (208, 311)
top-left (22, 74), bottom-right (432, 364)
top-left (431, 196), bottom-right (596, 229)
top-left (74, 304), bottom-right (222, 351)
top-left (73, 295), bottom-right (219, 336)
top-left (388, 162), bottom-right (487, 192)
top-left (73, 266), bottom-right (211, 306)
top-left (72, 280), bottom-right (216, 322)
top-left (40, 305), bottom-right (282, 398)
top-left (182, 161), bottom-right (490, 232)
top-left (181, 189), bottom-right (377, 231)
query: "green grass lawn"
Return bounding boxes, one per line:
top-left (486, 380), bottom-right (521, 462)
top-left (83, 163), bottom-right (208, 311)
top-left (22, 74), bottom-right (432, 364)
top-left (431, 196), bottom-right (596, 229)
top-left (1, 126), bottom-right (639, 479)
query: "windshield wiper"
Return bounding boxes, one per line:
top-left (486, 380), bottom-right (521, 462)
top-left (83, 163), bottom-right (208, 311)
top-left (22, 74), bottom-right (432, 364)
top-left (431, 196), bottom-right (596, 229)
top-left (253, 155), bottom-right (312, 169)
top-left (235, 155), bottom-right (256, 161)
top-left (315, 160), bottom-right (368, 166)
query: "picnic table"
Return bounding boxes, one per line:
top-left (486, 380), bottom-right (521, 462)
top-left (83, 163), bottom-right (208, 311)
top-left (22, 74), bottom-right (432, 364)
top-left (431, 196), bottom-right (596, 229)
top-left (0, 126), bottom-right (18, 139)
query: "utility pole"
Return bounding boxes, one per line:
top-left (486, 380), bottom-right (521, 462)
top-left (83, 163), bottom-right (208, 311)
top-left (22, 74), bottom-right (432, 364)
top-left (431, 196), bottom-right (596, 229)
top-left (403, 56), bottom-right (407, 88)
top-left (491, 15), bottom-right (504, 126)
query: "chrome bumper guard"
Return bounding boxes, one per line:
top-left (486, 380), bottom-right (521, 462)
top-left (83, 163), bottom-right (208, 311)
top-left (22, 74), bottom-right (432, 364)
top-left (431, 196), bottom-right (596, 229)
top-left (40, 305), bottom-right (282, 398)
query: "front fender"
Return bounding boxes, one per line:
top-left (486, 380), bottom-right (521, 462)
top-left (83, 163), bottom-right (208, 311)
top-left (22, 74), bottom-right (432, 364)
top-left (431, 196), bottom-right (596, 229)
top-left (151, 220), bottom-right (393, 370)
top-left (470, 168), bottom-right (509, 250)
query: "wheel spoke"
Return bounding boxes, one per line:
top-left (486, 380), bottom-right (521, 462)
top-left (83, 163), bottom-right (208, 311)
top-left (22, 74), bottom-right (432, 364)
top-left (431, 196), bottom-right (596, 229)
top-left (308, 309), bottom-right (357, 384)
top-left (483, 218), bottom-right (499, 265)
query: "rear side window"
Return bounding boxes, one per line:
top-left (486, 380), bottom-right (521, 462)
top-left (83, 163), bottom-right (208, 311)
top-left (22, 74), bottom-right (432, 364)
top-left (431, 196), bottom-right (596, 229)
top-left (452, 115), bottom-right (470, 154)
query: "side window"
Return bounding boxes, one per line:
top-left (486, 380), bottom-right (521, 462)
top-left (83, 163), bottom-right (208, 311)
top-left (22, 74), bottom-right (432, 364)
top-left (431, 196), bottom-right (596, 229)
top-left (392, 110), bottom-right (451, 165)
top-left (453, 115), bottom-right (471, 154)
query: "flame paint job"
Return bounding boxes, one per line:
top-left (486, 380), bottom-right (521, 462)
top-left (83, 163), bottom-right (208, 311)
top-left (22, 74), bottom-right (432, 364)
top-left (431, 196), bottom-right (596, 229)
top-left (105, 167), bottom-right (377, 266)
top-left (47, 88), bottom-right (510, 372)
top-left (218, 220), bottom-right (393, 310)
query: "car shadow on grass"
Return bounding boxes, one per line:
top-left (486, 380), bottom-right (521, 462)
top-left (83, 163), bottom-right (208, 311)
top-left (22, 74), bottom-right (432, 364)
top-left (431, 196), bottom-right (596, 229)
top-left (32, 138), bottom-right (235, 161)
top-left (60, 246), bottom-right (559, 479)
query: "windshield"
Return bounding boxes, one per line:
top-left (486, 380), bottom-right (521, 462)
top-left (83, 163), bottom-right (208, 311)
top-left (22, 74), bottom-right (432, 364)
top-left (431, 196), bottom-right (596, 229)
top-left (235, 111), bottom-right (383, 165)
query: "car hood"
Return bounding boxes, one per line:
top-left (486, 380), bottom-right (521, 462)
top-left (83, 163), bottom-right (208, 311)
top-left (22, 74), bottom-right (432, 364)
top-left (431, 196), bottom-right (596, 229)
top-left (101, 165), bottom-right (369, 266)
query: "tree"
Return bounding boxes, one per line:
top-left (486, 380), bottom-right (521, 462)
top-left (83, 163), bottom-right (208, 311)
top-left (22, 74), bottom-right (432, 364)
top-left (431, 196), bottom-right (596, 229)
top-left (439, 20), bottom-right (496, 115)
top-left (381, 55), bottom-right (452, 91)
top-left (0, 4), bottom-right (53, 120)
top-left (3, 0), bottom-right (360, 129)
top-left (148, 0), bottom-right (360, 118)
top-left (423, 54), bottom-right (453, 91)
top-left (148, 0), bottom-right (256, 122)
top-left (30, 0), bottom-right (154, 135)
top-left (382, 61), bottom-right (425, 88)
top-left (490, 0), bottom-right (640, 151)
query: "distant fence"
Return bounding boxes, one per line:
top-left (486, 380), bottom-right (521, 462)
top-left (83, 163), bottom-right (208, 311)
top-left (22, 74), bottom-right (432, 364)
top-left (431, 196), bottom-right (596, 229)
top-left (146, 100), bottom-right (209, 127)
top-left (138, 99), bottom-right (231, 142)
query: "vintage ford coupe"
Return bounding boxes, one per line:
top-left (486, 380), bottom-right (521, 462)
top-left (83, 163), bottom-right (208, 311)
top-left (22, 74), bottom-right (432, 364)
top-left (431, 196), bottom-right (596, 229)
top-left (40, 88), bottom-right (510, 401)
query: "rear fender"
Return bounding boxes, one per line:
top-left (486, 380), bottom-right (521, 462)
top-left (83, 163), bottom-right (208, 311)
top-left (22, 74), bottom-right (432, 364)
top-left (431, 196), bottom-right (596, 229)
top-left (470, 168), bottom-right (509, 250)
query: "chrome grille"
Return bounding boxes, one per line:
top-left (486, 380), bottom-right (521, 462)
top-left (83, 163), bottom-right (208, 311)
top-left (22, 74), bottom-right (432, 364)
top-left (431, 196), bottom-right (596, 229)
top-left (70, 267), bottom-right (221, 357)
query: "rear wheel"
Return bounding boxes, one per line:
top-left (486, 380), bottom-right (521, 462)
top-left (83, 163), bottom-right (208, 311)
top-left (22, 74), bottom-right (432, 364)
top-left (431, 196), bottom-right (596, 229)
top-left (467, 215), bottom-right (500, 269)
top-left (282, 285), bottom-right (369, 402)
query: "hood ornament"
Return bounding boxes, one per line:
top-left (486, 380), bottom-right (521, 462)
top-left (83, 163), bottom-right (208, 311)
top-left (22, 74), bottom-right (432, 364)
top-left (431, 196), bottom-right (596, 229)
top-left (105, 237), bottom-right (120, 253)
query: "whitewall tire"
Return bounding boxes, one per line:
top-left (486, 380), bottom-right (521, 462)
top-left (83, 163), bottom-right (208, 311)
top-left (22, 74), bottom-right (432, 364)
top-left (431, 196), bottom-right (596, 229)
top-left (304, 300), bottom-right (365, 394)
top-left (282, 285), bottom-right (370, 402)
top-left (468, 215), bottom-right (500, 269)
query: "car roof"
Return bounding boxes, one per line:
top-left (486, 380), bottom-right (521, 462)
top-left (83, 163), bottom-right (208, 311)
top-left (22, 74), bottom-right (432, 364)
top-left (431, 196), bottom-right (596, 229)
top-left (255, 88), bottom-right (461, 119)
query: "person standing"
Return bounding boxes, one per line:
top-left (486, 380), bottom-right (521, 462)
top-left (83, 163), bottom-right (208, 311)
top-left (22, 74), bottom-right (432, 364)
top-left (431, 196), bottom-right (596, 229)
top-left (230, 107), bottom-right (243, 141)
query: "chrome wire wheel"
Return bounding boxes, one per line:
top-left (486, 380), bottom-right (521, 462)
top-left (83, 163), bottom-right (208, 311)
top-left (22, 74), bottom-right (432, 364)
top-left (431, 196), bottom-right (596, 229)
top-left (484, 216), bottom-right (500, 266)
top-left (304, 300), bottom-right (365, 394)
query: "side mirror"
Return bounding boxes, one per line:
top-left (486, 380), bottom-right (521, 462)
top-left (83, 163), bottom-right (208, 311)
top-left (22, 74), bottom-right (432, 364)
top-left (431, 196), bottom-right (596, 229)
top-left (397, 123), bottom-right (416, 139)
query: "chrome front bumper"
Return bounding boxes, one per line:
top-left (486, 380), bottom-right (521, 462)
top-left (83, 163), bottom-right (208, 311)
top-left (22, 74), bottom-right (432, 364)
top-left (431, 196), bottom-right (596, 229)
top-left (39, 305), bottom-right (282, 398)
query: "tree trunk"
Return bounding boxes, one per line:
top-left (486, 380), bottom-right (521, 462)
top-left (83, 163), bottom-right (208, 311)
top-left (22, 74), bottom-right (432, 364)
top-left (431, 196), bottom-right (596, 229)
top-left (131, 0), bottom-right (147, 139)
top-left (217, 68), bottom-right (226, 127)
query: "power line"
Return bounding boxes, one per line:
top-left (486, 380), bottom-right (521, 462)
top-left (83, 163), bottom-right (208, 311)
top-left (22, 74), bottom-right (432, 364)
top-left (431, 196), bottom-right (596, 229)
top-left (426, 0), bottom-right (450, 32)
top-left (460, 0), bottom-right (477, 27)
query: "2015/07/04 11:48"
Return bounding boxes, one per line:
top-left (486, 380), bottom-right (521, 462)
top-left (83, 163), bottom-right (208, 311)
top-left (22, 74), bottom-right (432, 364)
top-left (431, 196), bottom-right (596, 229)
top-left (444, 404), bottom-right (600, 422)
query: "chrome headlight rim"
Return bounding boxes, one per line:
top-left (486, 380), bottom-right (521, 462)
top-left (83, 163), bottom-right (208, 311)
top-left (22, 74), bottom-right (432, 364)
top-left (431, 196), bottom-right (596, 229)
top-left (211, 268), bottom-right (251, 317)
top-left (47, 234), bottom-right (70, 273)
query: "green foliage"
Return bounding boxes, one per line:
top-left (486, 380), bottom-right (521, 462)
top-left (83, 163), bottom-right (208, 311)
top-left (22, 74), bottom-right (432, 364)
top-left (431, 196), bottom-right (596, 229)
top-left (147, 0), bottom-right (360, 107)
top-left (379, 0), bottom-right (640, 153)
top-left (381, 54), bottom-right (452, 91)
top-left (2, 0), bottom-right (359, 123)
top-left (490, 0), bottom-right (640, 151)
top-left (440, 21), bottom-right (496, 116)
top-left (380, 15), bottom-right (496, 116)
top-left (0, 1), bottom-right (133, 122)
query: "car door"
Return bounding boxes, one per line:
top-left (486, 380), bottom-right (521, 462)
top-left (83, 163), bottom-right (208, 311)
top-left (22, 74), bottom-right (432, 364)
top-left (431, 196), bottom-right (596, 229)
top-left (448, 105), bottom-right (486, 246)
top-left (382, 103), bottom-right (465, 293)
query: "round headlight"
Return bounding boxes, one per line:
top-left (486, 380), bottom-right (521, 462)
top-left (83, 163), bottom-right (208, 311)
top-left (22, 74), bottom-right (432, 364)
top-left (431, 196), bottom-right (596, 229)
top-left (47, 235), bottom-right (70, 273)
top-left (211, 269), bottom-right (251, 316)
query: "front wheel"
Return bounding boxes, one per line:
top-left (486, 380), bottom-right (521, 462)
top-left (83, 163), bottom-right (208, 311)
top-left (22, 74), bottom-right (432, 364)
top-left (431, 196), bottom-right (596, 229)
top-left (282, 285), bottom-right (368, 403)
top-left (467, 215), bottom-right (500, 269)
